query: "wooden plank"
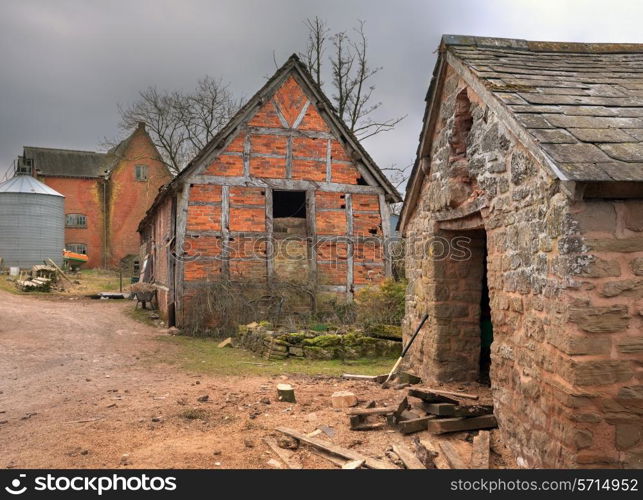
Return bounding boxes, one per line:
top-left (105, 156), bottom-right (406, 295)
top-left (341, 373), bottom-right (381, 381)
top-left (46, 258), bottom-right (72, 284)
top-left (345, 193), bottom-right (354, 299)
top-left (424, 403), bottom-right (457, 416)
top-left (265, 188), bottom-right (274, 286)
top-left (438, 441), bottom-right (468, 469)
top-left (427, 415), bottom-right (497, 435)
top-left (342, 459), bottom-right (365, 469)
top-left (310, 448), bottom-right (346, 468)
top-left (471, 431), bottom-right (491, 469)
top-left (191, 175), bottom-right (385, 195)
top-left (276, 427), bottom-right (396, 469)
top-left (393, 397), bottom-right (409, 423)
top-left (221, 185), bottom-right (230, 279)
top-left (453, 405), bottom-right (494, 418)
top-left (379, 193), bottom-right (393, 278)
top-left (392, 444), bottom-right (426, 470)
top-left (421, 387), bottom-right (479, 400)
top-left (347, 407), bottom-right (394, 417)
top-left (398, 416), bottom-right (435, 435)
top-left (413, 438), bottom-right (438, 469)
top-left (351, 422), bottom-right (386, 431)
top-left (263, 437), bottom-right (303, 469)
top-left (408, 389), bottom-right (458, 405)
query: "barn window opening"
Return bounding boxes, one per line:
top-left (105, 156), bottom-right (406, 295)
top-left (66, 243), bottom-right (87, 255)
top-left (273, 190), bottom-right (307, 235)
top-left (450, 89), bottom-right (473, 158)
top-left (357, 175), bottom-right (368, 186)
top-left (65, 214), bottom-right (87, 228)
top-left (135, 164), bottom-right (148, 181)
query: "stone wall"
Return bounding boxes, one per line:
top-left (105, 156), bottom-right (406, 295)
top-left (237, 323), bottom-right (401, 360)
top-left (402, 64), bottom-right (642, 468)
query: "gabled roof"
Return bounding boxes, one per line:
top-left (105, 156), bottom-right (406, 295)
top-left (139, 54), bottom-right (401, 231)
top-left (22, 123), bottom-right (151, 179)
top-left (0, 174), bottom-right (64, 197)
top-left (23, 146), bottom-right (110, 178)
top-left (401, 35), bottom-right (643, 231)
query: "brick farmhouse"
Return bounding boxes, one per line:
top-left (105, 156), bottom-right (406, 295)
top-left (399, 36), bottom-right (643, 468)
top-left (17, 123), bottom-right (171, 268)
top-left (138, 55), bottom-right (401, 328)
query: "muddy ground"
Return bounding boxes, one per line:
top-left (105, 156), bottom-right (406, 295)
top-left (0, 290), bottom-right (513, 469)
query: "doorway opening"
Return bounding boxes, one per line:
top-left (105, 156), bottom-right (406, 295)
top-left (273, 190), bottom-right (307, 235)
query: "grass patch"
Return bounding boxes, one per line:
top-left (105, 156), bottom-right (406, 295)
top-left (125, 306), bottom-right (158, 326)
top-left (155, 335), bottom-right (396, 377)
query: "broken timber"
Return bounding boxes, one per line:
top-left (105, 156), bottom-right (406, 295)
top-left (471, 431), bottom-right (491, 469)
top-left (427, 415), bottom-right (497, 434)
top-left (398, 416), bottom-right (435, 435)
top-left (276, 427), bottom-right (396, 469)
top-left (422, 388), bottom-right (479, 400)
top-left (263, 437), bottom-right (303, 469)
top-left (392, 444), bottom-right (426, 469)
top-left (438, 441), bottom-right (468, 469)
top-left (408, 388), bottom-right (459, 405)
top-left (347, 407), bottom-right (394, 417)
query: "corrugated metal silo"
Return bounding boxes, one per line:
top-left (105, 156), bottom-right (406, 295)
top-left (0, 175), bottom-right (65, 268)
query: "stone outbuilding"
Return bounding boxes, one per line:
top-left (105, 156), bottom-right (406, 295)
top-left (399, 35), bottom-right (643, 468)
top-left (138, 55), bottom-right (400, 328)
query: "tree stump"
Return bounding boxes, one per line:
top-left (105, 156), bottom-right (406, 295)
top-left (277, 384), bottom-right (296, 403)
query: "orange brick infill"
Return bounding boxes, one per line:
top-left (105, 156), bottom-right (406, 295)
top-left (353, 212), bottom-right (382, 236)
top-left (189, 184), bottom-right (222, 203)
top-left (331, 162), bottom-right (361, 184)
top-left (204, 154), bottom-right (243, 176)
top-left (315, 191), bottom-right (346, 210)
top-left (316, 210), bottom-right (347, 235)
top-left (249, 156), bottom-right (286, 178)
top-left (229, 186), bottom-right (266, 206)
top-left (292, 136), bottom-right (327, 159)
top-left (317, 261), bottom-right (348, 285)
top-left (250, 134), bottom-right (287, 156)
top-left (229, 207), bottom-right (265, 232)
top-left (330, 140), bottom-right (351, 162)
top-left (352, 193), bottom-right (380, 212)
top-left (354, 263), bottom-right (385, 284)
top-left (184, 260), bottom-right (222, 281)
top-left (183, 235), bottom-right (223, 258)
top-left (186, 205), bottom-right (221, 231)
top-left (292, 159), bottom-right (326, 181)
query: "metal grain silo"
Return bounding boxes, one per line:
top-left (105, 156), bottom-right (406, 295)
top-left (0, 175), bottom-right (65, 268)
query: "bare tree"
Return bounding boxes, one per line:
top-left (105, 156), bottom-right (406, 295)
top-left (118, 77), bottom-right (239, 175)
top-left (299, 18), bottom-right (405, 141)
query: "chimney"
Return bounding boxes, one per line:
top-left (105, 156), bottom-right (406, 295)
top-left (137, 121), bottom-right (146, 131)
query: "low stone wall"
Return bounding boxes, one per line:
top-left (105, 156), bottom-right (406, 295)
top-left (237, 323), bottom-right (401, 360)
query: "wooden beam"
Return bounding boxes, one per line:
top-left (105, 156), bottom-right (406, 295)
top-left (265, 188), bottom-right (274, 286)
top-left (420, 388), bottom-right (479, 401)
top-left (325, 139), bottom-right (332, 182)
top-left (471, 430), bottom-right (491, 469)
top-left (242, 132), bottom-right (251, 177)
top-left (221, 185), bottom-right (230, 279)
top-left (285, 136), bottom-right (293, 179)
top-left (392, 444), bottom-right (426, 470)
top-left (275, 427), bottom-right (396, 469)
top-left (306, 189), bottom-right (317, 301)
top-left (191, 175), bottom-right (385, 195)
top-left (263, 437), bottom-right (303, 469)
top-left (379, 194), bottom-right (392, 277)
top-left (438, 441), bottom-right (468, 469)
top-left (398, 416), bottom-right (434, 435)
top-left (342, 459), bottom-right (365, 469)
top-left (427, 415), bottom-right (497, 435)
top-left (408, 389), bottom-right (459, 405)
top-left (345, 193), bottom-right (354, 299)
top-left (424, 403), bottom-right (458, 417)
top-left (347, 407), bottom-right (394, 417)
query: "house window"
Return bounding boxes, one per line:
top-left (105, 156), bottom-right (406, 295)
top-left (65, 214), bottom-right (87, 228)
top-left (17, 157), bottom-right (33, 175)
top-left (66, 243), bottom-right (87, 255)
top-left (135, 164), bottom-right (148, 181)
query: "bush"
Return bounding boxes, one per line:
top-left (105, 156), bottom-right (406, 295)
top-left (355, 279), bottom-right (407, 327)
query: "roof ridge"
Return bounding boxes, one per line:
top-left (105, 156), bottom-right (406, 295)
top-left (24, 146), bottom-right (107, 155)
top-left (442, 34), bottom-right (643, 54)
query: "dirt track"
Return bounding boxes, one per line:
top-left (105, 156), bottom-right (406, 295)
top-left (0, 291), bottom-right (408, 469)
top-left (0, 290), bottom-right (512, 469)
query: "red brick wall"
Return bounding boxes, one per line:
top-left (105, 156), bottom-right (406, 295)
top-left (108, 126), bottom-right (171, 267)
top-left (41, 177), bottom-right (105, 268)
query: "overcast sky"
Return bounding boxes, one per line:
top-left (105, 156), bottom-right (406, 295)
top-left (2, 0), bottom-right (643, 184)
